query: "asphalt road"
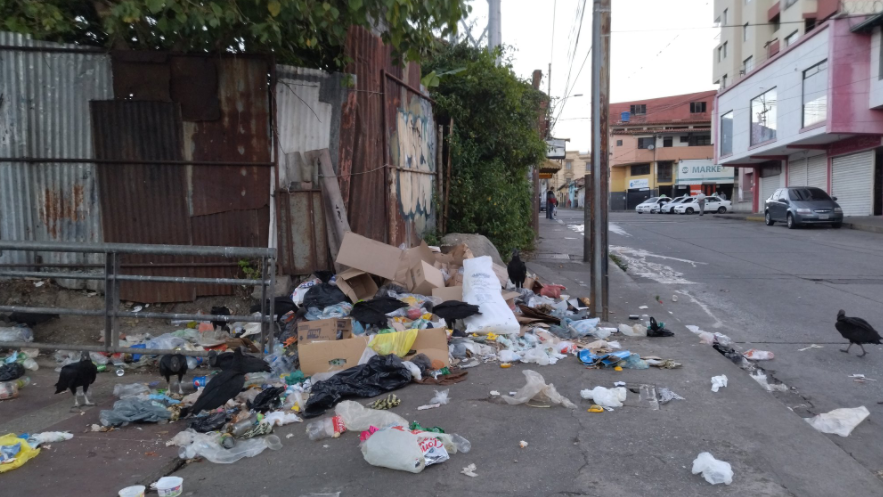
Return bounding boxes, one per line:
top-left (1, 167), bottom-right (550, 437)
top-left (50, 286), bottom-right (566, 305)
top-left (560, 208), bottom-right (883, 476)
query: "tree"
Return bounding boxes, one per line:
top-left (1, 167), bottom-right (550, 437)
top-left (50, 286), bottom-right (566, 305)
top-left (0, 0), bottom-right (470, 69)
top-left (425, 43), bottom-right (547, 255)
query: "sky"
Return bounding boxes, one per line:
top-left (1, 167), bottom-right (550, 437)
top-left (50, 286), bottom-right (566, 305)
top-left (461, 0), bottom-right (718, 152)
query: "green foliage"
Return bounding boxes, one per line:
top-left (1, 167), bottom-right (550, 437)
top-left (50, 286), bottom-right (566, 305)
top-left (0, 0), bottom-right (470, 70)
top-left (425, 43), bottom-right (547, 255)
top-left (238, 259), bottom-right (259, 280)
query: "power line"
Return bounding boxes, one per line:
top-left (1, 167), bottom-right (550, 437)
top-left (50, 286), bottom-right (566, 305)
top-left (550, 0), bottom-right (557, 62)
top-left (610, 13), bottom-right (875, 33)
top-left (561, 0), bottom-right (588, 107)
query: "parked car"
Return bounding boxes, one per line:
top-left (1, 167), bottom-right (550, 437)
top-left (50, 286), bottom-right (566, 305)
top-left (673, 196), bottom-right (732, 214)
top-left (764, 187), bottom-right (843, 229)
top-left (636, 197), bottom-right (671, 214)
top-left (659, 196), bottom-right (688, 214)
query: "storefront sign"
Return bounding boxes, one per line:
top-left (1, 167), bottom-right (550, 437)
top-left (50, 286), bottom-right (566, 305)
top-left (628, 178), bottom-right (649, 189)
top-left (546, 139), bottom-right (566, 159)
top-left (676, 159), bottom-right (734, 185)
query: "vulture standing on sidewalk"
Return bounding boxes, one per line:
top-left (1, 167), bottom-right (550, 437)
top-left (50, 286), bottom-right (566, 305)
top-left (54, 351), bottom-right (97, 408)
top-left (208, 347), bottom-right (271, 373)
top-left (508, 249), bottom-right (527, 289)
top-left (159, 353), bottom-right (188, 394)
top-left (836, 309), bottom-right (882, 357)
top-left (181, 368), bottom-right (245, 417)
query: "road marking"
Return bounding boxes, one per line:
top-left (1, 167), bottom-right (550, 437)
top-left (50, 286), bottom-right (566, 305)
top-left (676, 290), bottom-right (724, 328)
top-left (568, 223), bottom-right (632, 237)
top-left (611, 246), bottom-right (705, 285)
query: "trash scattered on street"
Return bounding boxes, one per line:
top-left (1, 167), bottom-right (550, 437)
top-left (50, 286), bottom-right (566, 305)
top-left (743, 349), bottom-right (774, 360)
top-left (118, 485), bottom-right (146, 497)
top-left (461, 463), bottom-right (478, 477)
top-left (430, 389), bottom-right (450, 405)
top-left (519, 440), bottom-right (528, 448)
top-left (750, 372), bottom-right (789, 393)
top-left (692, 452), bottom-right (733, 485)
top-left (580, 386), bottom-right (626, 408)
top-left (496, 370), bottom-right (576, 408)
top-left (804, 406), bottom-right (870, 437)
top-left (658, 388), bottom-right (685, 404)
top-left (711, 375), bottom-right (728, 392)
top-left (153, 476), bottom-right (184, 497)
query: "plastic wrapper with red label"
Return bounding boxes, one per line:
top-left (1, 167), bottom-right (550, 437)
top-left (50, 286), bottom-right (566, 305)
top-left (360, 426), bottom-right (450, 473)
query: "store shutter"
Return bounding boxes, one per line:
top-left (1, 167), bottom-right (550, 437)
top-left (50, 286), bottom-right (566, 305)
top-left (832, 150), bottom-right (874, 217)
top-left (760, 174), bottom-right (780, 207)
top-left (788, 157), bottom-right (807, 186)
top-left (806, 154), bottom-right (828, 192)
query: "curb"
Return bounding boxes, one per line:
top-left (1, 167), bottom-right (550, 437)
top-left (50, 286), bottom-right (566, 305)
top-left (712, 214), bottom-right (764, 222)
top-left (713, 214), bottom-right (883, 234)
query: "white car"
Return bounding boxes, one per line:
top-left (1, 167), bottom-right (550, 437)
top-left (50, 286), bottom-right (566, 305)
top-left (659, 196), bottom-right (688, 214)
top-left (674, 196), bottom-right (732, 214)
top-left (636, 197), bottom-right (671, 214)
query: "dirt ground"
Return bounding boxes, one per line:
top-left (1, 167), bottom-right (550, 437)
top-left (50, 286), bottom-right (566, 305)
top-left (0, 278), bottom-right (261, 346)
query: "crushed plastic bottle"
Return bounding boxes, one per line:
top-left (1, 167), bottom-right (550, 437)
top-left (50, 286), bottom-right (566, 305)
top-left (306, 416), bottom-right (346, 441)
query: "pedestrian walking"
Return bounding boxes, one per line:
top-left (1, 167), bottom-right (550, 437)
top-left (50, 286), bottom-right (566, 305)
top-left (546, 190), bottom-right (556, 219)
top-left (696, 191), bottom-right (707, 216)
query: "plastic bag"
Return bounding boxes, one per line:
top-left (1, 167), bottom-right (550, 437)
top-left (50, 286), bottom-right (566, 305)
top-left (113, 383), bottom-right (151, 399)
top-left (0, 326), bottom-right (33, 343)
top-left (521, 347), bottom-right (552, 366)
top-left (0, 363), bottom-right (25, 382)
top-left (580, 386), bottom-right (627, 408)
top-left (498, 350), bottom-right (522, 363)
top-left (0, 434), bottom-right (40, 473)
top-left (27, 431), bottom-right (73, 447)
top-left (264, 411), bottom-right (302, 427)
top-left (594, 327), bottom-right (616, 340)
top-left (99, 398), bottom-right (172, 427)
top-left (692, 452), bottom-right (733, 485)
top-left (360, 427), bottom-right (451, 473)
top-left (805, 406), bottom-right (870, 437)
top-left (401, 361), bottom-right (423, 382)
top-left (743, 349), bottom-right (774, 360)
top-left (305, 303), bottom-right (353, 321)
top-left (497, 370), bottom-right (576, 408)
top-left (189, 411), bottom-right (228, 433)
top-left (369, 329), bottom-right (419, 357)
top-left (569, 318), bottom-right (600, 337)
top-left (658, 388), bottom-right (685, 403)
top-left (618, 323), bottom-right (647, 337)
top-left (174, 429), bottom-right (282, 464)
top-left (711, 375), bottom-right (728, 393)
top-left (302, 281), bottom-right (349, 310)
top-left (619, 355), bottom-right (649, 370)
top-left (334, 400), bottom-right (408, 432)
top-left (248, 386), bottom-right (285, 413)
top-left (292, 278), bottom-right (321, 305)
top-left (462, 257), bottom-right (520, 335)
top-left (430, 389), bottom-right (450, 405)
top-left (302, 355), bottom-right (412, 418)
top-left (145, 333), bottom-right (188, 352)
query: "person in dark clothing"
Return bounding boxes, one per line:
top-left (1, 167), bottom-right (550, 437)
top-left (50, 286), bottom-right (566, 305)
top-left (546, 190), bottom-right (557, 219)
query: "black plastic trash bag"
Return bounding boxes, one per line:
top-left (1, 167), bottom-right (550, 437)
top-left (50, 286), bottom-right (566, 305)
top-left (248, 386), bottom-right (285, 413)
top-left (350, 296), bottom-right (408, 326)
top-left (409, 353), bottom-right (432, 375)
top-left (302, 354), bottom-right (412, 418)
top-left (0, 363), bottom-right (25, 382)
top-left (302, 272), bottom-right (349, 310)
top-left (647, 317), bottom-right (674, 338)
top-left (189, 411), bottom-right (228, 433)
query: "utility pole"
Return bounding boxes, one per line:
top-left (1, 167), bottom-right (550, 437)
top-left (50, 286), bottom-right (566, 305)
top-left (585, 0), bottom-right (610, 321)
top-left (488, 0), bottom-right (502, 51)
top-left (547, 62), bottom-right (552, 98)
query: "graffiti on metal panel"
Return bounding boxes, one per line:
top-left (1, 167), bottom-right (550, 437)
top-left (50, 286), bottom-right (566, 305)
top-left (390, 96), bottom-right (436, 237)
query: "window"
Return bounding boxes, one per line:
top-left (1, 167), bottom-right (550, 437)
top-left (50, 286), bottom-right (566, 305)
top-left (663, 137), bottom-right (673, 147)
top-left (680, 135), bottom-right (689, 143)
top-left (637, 137), bottom-right (654, 149)
top-left (743, 56), bottom-right (754, 74)
top-left (565, 160), bottom-right (573, 170)
top-left (690, 102), bottom-right (707, 113)
top-left (616, 139), bottom-right (623, 146)
top-left (743, 23), bottom-right (749, 42)
top-left (803, 60), bottom-right (827, 127)
top-left (630, 104), bottom-right (646, 115)
top-left (790, 187), bottom-right (831, 201)
top-left (722, 74), bottom-right (728, 89)
top-left (631, 164), bottom-right (650, 176)
top-left (723, 41), bottom-right (728, 58)
top-left (657, 162), bottom-right (673, 182)
top-left (720, 111), bottom-right (733, 155)
top-left (785, 0), bottom-right (798, 8)
top-left (717, 46), bottom-right (723, 63)
top-left (689, 134), bottom-right (712, 146)
top-left (785, 30), bottom-right (798, 47)
top-left (722, 8), bottom-right (728, 25)
top-left (751, 88), bottom-right (778, 145)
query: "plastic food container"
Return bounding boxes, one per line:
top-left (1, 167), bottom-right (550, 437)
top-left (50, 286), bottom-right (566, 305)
top-left (118, 485), bottom-right (146, 497)
top-left (155, 476), bottom-right (183, 497)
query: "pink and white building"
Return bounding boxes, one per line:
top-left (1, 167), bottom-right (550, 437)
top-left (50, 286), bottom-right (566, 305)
top-left (715, 13), bottom-right (883, 216)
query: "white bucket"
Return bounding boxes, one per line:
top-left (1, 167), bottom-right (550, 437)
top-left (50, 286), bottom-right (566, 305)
top-left (118, 485), bottom-right (145, 497)
top-left (155, 476), bottom-right (183, 497)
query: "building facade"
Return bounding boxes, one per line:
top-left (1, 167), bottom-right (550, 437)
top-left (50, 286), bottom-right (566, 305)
top-left (550, 150), bottom-right (590, 207)
top-left (609, 91), bottom-right (724, 210)
top-left (715, 10), bottom-right (883, 217)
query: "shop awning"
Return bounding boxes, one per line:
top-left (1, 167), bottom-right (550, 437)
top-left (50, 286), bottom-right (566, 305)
top-left (540, 159), bottom-right (562, 174)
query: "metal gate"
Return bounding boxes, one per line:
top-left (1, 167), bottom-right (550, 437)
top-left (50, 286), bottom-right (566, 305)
top-left (832, 151), bottom-right (874, 217)
top-left (807, 153), bottom-right (828, 192)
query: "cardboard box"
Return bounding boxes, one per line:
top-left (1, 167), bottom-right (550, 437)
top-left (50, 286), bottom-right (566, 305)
top-left (296, 318), bottom-right (353, 344)
top-left (298, 328), bottom-right (449, 376)
top-left (335, 268), bottom-right (378, 303)
top-left (407, 260), bottom-right (445, 296)
top-left (299, 336), bottom-right (370, 376)
top-left (336, 232), bottom-right (402, 281)
top-left (432, 285), bottom-right (463, 302)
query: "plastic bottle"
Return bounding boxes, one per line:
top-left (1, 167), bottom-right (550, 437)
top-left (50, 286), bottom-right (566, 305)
top-left (306, 416), bottom-right (346, 441)
top-left (229, 416), bottom-right (256, 437)
top-left (15, 376), bottom-right (31, 389)
top-left (640, 314), bottom-right (650, 327)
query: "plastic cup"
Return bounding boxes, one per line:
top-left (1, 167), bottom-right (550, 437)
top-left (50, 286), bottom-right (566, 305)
top-left (155, 476), bottom-right (183, 497)
top-left (118, 485), bottom-right (145, 497)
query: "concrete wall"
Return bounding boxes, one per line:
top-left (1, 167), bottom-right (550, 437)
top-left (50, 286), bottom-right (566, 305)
top-left (870, 27), bottom-right (883, 109)
top-left (717, 24), bottom-right (830, 163)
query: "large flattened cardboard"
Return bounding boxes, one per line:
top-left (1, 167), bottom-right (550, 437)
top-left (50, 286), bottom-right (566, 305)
top-left (297, 318), bottom-right (354, 344)
top-left (336, 232), bottom-right (402, 281)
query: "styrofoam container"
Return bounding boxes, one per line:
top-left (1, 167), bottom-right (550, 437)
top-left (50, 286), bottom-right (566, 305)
top-left (118, 485), bottom-right (145, 497)
top-left (156, 477), bottom-right (183, 497)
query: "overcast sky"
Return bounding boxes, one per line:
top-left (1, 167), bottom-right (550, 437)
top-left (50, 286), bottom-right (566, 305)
top-left (461, 0), bottom-right (718, 152)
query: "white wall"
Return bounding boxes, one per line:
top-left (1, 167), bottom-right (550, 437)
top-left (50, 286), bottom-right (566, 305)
top-left (870, 27), bottom-right (883, 109)
top-left (717, 25), bottom-right (830, 163)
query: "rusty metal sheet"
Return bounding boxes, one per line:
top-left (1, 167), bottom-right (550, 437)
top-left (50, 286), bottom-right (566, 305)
top-left (190, 207), bottom-right (269, 297)
top-left (91, 100), bottom-right (195, 303)
top-left (111, 51), bottom-right (171, 101)
top-left (277, 191), bottom-right (328, 275)
top-left (170, 56), bottom-right (220, 122)
top-left (186, 58), bottom-right (270, 217)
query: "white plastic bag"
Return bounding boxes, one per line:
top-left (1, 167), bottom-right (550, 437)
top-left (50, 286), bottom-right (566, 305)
top-left (430, 389), bottom-right (450, 405)
top-left (360, 427), bottom-right (449, 473)
top-left (618, 323), bottom-right (646, 337)
top-left (498, 349), bottom-right (522, 363)
top-left (462, 257), bottom-right (520, 335)
top-left (334, 400), bottom-right (407, 432)
top-left (174, 429), bottom-right (282, 464)
top-left (569, 318), bottom-right (600, 337)
top-left (401, 361), bottom-right (423, 381)
top-left (113, 383), bottom-right (151, 399)
top-left (263, 411), bottom-right (303, 427)
top-left (711, 375), bottom-right (728, 392)
top-left (28, 431), bottom-right (73, 447)
top-left (580, 386), bottom-right (627, 408)
top-left (520, 347), bottom-right (551, 366)
top-left (593, 327), bottom-right (615, 340)
top-left (691, 452), bottom-right (733, 485)
top-left (805, 406), bottom-right (869, 437)
top-left (497, 370), bottom-right (576, 408)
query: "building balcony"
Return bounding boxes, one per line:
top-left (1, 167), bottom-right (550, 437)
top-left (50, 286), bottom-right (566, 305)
top-left (768, 1), bottom-right (781, 22)
top-left (767, 38), bottom-right (780, 59)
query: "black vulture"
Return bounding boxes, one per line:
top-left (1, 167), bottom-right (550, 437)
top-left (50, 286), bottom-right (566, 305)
top-left (181, 368), bottom-right (245, 417)
top-left (54, 351), bottom-right (97, 408)
top-left (350, 296), bottom-right (408, 326)
top-left (210, 306), bottom-right (231, 331)
top-left (208, 347), bottom-right (271, 373)
top-left (836, 310), bottom-right (882, 357)
top-left (432, 301), bottom-right (481, 322)
top-left (159, 353), bottom-right (188, 394)
top-left (9, 311), bottom-right (58, 327)
top-left (508, 249), bottom-right (527, 289)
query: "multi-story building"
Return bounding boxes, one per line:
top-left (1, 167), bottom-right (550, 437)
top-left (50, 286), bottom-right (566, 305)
top-left (715, 2), bottom-right (883, 216)
top-left (712, 0), bottom-right (823, 91)
top-left (609, 90), bottom-right (725, 210)
top-left (550, 150), bottom-right (591, 207)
